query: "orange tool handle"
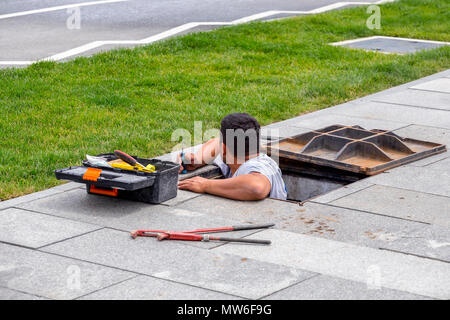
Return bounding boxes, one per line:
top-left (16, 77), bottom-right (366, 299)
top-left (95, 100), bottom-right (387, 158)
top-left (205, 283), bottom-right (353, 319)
top-left (90, 185), bottom-right (118, 197)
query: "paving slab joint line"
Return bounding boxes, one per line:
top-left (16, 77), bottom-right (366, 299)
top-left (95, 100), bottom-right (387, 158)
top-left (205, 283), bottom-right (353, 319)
top-left (36, 227), bottom-right (106, 250)
top-left (73, 274), bottom-right (140, 300)
top-left (379, 248), bottom-right (450, 265)
top-left (355, 182), bottom-right (450, 200)
top-left (159, 193), bottom-right (203, 207)
top-left (39, 246), bottom-right (248, 299)
top-left (256, 273), bottom-right (321, 300)
top-left (11, 206), bottom-right (105, 229)
top-left (311, 201), bottom-right (433, 226)
top-left (369, 99), bottom-right (450, 112)
top-left (423, 156), bottom-right (450, 167)
top-left (0, 285), bottom-right (50, 300)
top-left (307, 183), bottom-right (375, 204)
top-left (318, 175), bottom-right (450, 200)
top-left (396, 122), bottom-right (450, 132)
top-left (0, 184), bottom-right (81, 209)
top-left (0, 239), bottom-right (38, 251)
top-left (409, 87), bottom-right (450, 95)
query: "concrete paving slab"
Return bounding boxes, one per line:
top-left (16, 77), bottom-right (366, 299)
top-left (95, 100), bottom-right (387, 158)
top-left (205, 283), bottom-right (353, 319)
top-left (0, 243), bottom-right (135, 300)
top-left (410, 78), bottom-right (450, 94)
top-left (42, 228), bottom-right (316, 299)
top-left (79, 275), bottom-right (239, 300)
top-left (405, 152), bottom-right (449, 167)
top-left (394, 124), bottom-right (450, 146)
top-left (361, 166), bottom-right (450, 198)
top-left (280, 202), bottom-right (427, 248)
top-left (372, 89), bottom-right (450, 111)
top-left (384, 224), bottom-right (450, 262)
top-left (17, 188), bottom-right (257, 249)
top-left (263, 274), bottom-right (431, 300)
top-left (0, 287), bottom-right (45, 300)
top-left (330, 185), bottom-right (450, 227)
top-left (427, 157), bottom-right (450, 172)
top-left (330, 101), bottom-right (450, 129)
top-left (0, 182), bottom-right (81, 210)
top-left (214, 229), bottom-right (450, 299)
top-left (0, 208), bottom-right (100, 249)
top-left (351, 69), bottom-right (450, 103)
top-left (261, 125), bottom-right (311, 140)
top-left (393, 124), bottom-right (450, 166)
top-left (180, 194), bottom-right (300, 225)
top-left (281, 112), bottom-right (408, 131)
top-left (160, 190), bottom-right (201, 206)
top-left (180, 195), bottom-right (427, 250)
top-left (310, 179), bottom-right (374, 204)
top-left (298, 202), bottom-right (447, 262)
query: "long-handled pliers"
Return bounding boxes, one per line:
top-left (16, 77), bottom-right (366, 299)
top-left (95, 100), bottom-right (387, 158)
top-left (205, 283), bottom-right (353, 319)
top-left (131, 223), bottom-right (274, 245)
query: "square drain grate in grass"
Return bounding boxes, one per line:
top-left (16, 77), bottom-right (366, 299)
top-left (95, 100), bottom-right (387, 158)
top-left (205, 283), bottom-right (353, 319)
top-left (330, 36), bottom-right (449, 54)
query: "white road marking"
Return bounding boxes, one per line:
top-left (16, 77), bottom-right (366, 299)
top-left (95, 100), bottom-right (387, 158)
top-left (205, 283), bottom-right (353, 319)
top-left (330, 35), bottom-right (450, 46)
top-left (0, 0), bottom-right (397, 65)
top-left (0, 0), bottom-right (128, 20)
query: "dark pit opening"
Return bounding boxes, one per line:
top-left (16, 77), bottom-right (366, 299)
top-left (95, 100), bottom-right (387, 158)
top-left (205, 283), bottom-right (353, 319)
top-left (181, 158), bottom-right (367, 203)
top-left (279, 158), bottom-right (365, 202)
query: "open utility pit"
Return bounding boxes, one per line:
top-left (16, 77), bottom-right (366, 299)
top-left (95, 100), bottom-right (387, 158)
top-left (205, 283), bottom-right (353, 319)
top-left (179, 124), bottom-right (446, 203)
top-left (282, 168), bottom-right (351, 202)
top-left (264, 124), bottom-right (446, 202)
top-left (279, 157), bottom-right (363, 202)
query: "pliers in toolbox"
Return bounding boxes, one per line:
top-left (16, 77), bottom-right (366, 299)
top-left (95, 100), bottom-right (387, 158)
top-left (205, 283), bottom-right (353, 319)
top-left (131, 223), bottom-right (274, 245)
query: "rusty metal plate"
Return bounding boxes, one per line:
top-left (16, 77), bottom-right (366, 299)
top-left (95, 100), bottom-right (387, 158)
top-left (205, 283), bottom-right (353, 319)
top-left (265, 125), bottom-right (446, 175)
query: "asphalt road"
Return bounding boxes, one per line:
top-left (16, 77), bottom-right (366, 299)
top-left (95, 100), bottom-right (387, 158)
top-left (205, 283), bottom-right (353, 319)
top-left (0, 0), bottom-right (379, 65)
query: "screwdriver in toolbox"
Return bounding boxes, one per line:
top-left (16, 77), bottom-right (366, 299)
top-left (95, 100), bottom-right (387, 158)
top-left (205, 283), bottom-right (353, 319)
top-left (114, 150), bottom-right (149, 171)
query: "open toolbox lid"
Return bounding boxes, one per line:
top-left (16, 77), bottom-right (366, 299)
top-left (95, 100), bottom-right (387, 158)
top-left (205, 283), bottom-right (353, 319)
top-left (55, 166), bottom-right (156, 190)
top-left (265, 124), bottom-right (446, 175)
top-left (54, 153), bottom-right (180, 191)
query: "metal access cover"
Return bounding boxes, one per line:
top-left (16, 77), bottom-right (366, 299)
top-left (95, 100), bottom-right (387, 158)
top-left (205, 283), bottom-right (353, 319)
top-left (265, 124), bottom-right (446, 175)
top-left (330, 36), bottom-right (449, 54)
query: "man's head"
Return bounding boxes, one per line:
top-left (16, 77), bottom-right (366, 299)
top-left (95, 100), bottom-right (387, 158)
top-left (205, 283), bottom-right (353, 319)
top-left (220, 113), bottom-right (260, 164)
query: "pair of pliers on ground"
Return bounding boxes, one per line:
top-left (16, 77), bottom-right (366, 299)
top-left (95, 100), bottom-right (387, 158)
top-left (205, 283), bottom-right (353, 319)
top-left (131, 223), bottom-right (274, 245)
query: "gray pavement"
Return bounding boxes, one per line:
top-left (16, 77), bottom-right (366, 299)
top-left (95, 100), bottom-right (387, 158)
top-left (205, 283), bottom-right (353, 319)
top-left (1, 67), bottom-right (449, 300)
top-left (0, 0), bottom-right (379, 65)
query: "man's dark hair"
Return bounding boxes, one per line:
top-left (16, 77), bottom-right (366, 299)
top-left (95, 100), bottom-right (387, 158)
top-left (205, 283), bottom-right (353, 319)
top-left (220, 113), bottom-right (260, 158)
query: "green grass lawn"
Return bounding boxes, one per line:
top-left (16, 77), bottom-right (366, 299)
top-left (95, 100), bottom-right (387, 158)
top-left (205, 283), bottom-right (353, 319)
top-left (0, 0), bottom-right (449, 200)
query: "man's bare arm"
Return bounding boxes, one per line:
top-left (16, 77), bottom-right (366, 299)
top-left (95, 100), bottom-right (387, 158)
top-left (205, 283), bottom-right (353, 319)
top-left (179, 137), bottom-right (220, 172)
top-left (178, 173), bottom-right (271, 200)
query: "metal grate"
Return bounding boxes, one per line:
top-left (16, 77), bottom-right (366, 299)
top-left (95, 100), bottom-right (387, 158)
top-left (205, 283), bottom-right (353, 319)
top-left (265, 124), bottom-right (446, 175)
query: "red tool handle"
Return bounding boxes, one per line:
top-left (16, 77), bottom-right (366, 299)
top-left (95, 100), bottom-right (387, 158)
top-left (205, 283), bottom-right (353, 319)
top-left (179, 223), bottom-right (275, 234)
top-left (114, 150), bottom-right (145, 167)
top-left (130, 223), bottom-right (275, 238)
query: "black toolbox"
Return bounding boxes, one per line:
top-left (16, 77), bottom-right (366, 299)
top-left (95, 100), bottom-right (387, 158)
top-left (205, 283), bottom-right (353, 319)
top-left (55, 153), bottom-right (180, 204)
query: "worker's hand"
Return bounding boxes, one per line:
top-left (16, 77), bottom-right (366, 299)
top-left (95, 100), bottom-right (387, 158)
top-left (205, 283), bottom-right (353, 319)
top-left (178, 176), bottom-right (210, 193)
top-left (178, 152), bottom-right (199, 173)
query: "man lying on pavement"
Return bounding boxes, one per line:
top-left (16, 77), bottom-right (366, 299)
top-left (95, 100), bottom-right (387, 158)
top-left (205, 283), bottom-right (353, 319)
top-left (177, 113), bottom-right (287, 201)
